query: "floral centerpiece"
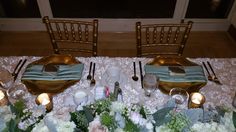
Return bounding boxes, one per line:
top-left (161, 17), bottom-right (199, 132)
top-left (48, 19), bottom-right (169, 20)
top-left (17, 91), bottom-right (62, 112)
top-left (1, 95), bottom-right (236, 132)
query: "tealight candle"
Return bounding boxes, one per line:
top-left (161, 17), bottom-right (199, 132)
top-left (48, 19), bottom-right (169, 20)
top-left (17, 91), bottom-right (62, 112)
top-left (0, 90), bottom-right (8, 106)
top-left (36, 93), bottom-right (53, 112)
top-left (188, 92), bottom-right (205, 108)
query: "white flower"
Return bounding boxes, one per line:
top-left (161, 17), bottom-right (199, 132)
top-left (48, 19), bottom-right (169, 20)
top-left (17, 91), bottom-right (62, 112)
top-left (31, 105), bottom-right (46, 118)
top-left (0, 106), bottom-right (16, 122)
top-left (155, 125), bottom-right (173, 132)
top-left (114, 127), bottom-right (124, 132)
top-left (32, 120), bottom-right (50, 132)
top-left (0, 119), bottom-right (7, 132)
top-left (191, 122), bottom-right (228, 132)
top-left (88, 116), bottom-right (108, 132)
top-left (130, 111), bottom-right (141, 124)
top-left (146, 122), bottom-right (154, 131)
top-left (111, 101), bottom-right (125, 113)
top-left (56, 121), bottom-right (76, 132)
top-left (220, 111), bottom-right (236, 132)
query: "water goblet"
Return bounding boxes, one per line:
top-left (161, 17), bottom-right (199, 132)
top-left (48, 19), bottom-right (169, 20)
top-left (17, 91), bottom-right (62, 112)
top-left (169, 88), bottom-right (189, 110)
top-left (7, 83), bottom-right (27, 104)
top-left (143, 73), bottom-right (159, 97)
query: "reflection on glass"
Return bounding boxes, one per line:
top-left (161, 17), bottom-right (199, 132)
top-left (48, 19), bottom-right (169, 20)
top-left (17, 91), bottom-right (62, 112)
top-left (186, 0), bottom-right (234, 18)
top-left (49, 0), bottom-right (176, 18)
top-left (143, 74), bottom-right (159, 97)
top-left (169, 88), bottom-right (189, 109)
top-left (0, 0), bottom-right (40, 18)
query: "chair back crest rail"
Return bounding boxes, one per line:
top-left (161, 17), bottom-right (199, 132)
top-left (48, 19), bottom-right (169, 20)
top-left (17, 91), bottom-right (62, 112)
top-left (136, 21), bottom-right (193, 57)
top-left (43, 16), bottom-right (98, 56)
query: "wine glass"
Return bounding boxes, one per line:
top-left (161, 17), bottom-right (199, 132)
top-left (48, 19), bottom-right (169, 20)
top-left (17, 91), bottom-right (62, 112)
top-left (7, 83), bottom-right (28, 104)
top-left (169, 88), bottom-right (189, 110)
top-left (143, 73), bottom-right (159, 97)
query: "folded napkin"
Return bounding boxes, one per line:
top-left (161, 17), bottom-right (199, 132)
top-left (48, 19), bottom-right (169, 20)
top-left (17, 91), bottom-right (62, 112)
top-left (21, 64), bottom-right (84, 80)
top-left (144, 65), bottom-right (207, 83)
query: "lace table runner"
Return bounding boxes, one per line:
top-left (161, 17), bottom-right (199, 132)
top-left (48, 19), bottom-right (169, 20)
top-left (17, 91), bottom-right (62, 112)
top-left (0, 56), bottom-right (236, 115)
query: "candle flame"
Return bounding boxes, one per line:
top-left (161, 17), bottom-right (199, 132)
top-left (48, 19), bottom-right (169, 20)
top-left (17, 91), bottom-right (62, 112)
top-left (0, 90), bottom-right (5, 100)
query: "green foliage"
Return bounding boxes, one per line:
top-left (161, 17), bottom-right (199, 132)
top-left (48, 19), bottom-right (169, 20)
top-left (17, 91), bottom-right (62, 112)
top-left (83, 106), bottom-right (94, 122)
top-left (139, 106), bottom-right (147, 119)
top-left (10, 100), bottom-right (26, 118)
top-left (4, 118), bottom-right (22, 132)
top-left (100, 112), bottom-right (117, 131)
top-left (90, 99), bottom-right (111, 115)
top-left (152, 107), bottom-right (174, 126)
top-left (166, 111), bottom-right (190, 132)
top-left (70, 111), bottom-right (89, 132)
top-left (3, 100), bottom-right (28, 132)
top-left (123, 118), bottom-right (140, 132)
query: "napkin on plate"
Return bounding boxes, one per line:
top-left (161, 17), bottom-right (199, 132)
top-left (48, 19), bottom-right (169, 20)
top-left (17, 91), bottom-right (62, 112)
top-left (144, 65), bottom-right (207, 83)
top-left (21, 64), bottom-right (84, 80)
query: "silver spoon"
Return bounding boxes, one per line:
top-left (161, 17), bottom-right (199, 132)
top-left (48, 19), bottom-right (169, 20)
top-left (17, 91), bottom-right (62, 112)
top-left (132, 62), bottom-right (138, 81)
top-left (87, 62), bottom-right (92, 80)
top-left (90, 63), bottom-right (96, 86)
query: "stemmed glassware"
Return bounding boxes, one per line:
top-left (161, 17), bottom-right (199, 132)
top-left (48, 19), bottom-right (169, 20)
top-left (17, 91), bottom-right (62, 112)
top-left (143, 73), bottom-right (159, 97)
top-left (169, 88), bottom-right (189, 110)
top-left (7, 83), bottom-right (28, 103)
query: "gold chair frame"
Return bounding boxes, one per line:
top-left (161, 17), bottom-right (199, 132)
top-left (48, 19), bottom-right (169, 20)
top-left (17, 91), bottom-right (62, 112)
top-left (43, 16), bottom-right (98, 56)
top-left (136, 20), bottom-right (193, 57)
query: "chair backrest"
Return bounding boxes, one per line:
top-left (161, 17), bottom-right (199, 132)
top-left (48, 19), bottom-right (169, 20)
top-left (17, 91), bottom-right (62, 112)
top-left (136, 20), bottom-right (193, 57)
top-left (43, 16), bottom-right (98, 56)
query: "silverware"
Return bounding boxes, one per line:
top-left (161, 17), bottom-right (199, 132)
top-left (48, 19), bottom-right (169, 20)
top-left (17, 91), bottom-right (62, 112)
top-left (207, 61), bottom-right (222, 85)
top-left (12, 59), bottom-right (22, 77)
top-left (14, 59), bottom-right (27, 81)
top-left (139, 61), bottom-right (143, 88)
top-left (132, 62), bottom-right (139, 81)
top-left (90, 63), bottom-right (96, 86)
top-left (202, 62), bottom-right (213, 81)
top-left (87, 62), bottom-right (92, 80)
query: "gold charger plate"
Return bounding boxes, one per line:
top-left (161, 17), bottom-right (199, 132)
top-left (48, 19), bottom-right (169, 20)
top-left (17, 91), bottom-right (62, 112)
top-left (21, 54), bottom-right (81, 95)
top-left (147, 56), bottom-right (207, 94)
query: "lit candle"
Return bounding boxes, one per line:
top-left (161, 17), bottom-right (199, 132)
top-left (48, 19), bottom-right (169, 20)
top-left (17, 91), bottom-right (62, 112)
top-left (36, 93), bottom-right (53, 112)
top-left (0, 90), bottom-right (8, 106)
top-left (189, 92), bottom-right (205, 108)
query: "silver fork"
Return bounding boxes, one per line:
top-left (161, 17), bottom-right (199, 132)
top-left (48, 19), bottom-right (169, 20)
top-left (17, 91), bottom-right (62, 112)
top-left (202, 62), bottom-right (213, 81)
top-left (207, 61), bottom-right (222, 85)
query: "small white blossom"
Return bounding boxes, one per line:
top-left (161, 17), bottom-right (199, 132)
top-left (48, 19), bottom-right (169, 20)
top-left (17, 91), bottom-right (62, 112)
top-left (111, 101), bottom-right (125, 113)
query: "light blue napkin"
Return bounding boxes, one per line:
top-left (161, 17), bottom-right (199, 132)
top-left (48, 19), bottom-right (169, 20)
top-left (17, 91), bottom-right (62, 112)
top-left (21, 64), bottom-right (84, 80)
top-left (144, 65), bottom-right (207, 83)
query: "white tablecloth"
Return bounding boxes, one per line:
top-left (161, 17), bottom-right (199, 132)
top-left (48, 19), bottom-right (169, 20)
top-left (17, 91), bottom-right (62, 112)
top-left (1, 56), bottom-right (236, 115)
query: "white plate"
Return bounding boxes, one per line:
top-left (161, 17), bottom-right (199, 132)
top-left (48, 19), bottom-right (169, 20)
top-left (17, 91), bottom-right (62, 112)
top-left (101, 70), bottom-right (127, 92)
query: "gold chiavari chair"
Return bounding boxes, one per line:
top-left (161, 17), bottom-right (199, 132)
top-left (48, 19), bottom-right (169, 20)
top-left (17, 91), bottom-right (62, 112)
top-left (43, 16), bottom-right (98, 56)
top-left (136, 20), bottom-right (193, 57)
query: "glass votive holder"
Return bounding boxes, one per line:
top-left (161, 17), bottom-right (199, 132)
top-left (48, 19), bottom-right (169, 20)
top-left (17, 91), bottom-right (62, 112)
top-left (35, 93), bottom-right (53, 112)
top-left (188, 92), bottom-right (205, 108)
top-left (0, 89), bottom-right (8, 106)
